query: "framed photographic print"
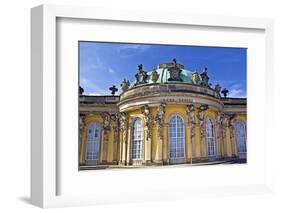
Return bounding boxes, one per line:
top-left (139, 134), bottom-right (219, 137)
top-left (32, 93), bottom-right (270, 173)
top-left (78, 42), bottom-right (247, 170)
top-left (31, 4), bottom-right (274, 208)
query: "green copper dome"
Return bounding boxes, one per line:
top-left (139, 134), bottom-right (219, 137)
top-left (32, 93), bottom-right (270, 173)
top-left (145, 68), bottom-right (198, 84)
top-left (129, 61), bottom-right (202, 88)
top-left (120, 60), bottom-right (223, 99)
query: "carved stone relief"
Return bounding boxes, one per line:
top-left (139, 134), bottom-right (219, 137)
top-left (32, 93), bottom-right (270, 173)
top-left (110, 113), bottom-right (119, 162)
top-left (198, 104), bottom-right (208, 158)
top-left (187, 104), bottom-right (196, 158)
top-left (79, 115), bottom-right (86, 137)
top-left (229, 115), bottom-right (237, 157)
top-left (215, 112), bottom-right (223, 158)
top-left (221, 113), bottom-right (229, 157)
top-left (101, 112), bottom-right (110, 162)
top-left (155, 103), bottom-right (166, 142)
top-left (142, 104), bottom-right (153, 162)
top-left (142, 105), bottom-right (153, 140)
top-left (155, 103), bottom-right (166, 162)
top-left (119, 112), bottom-right (128, 163)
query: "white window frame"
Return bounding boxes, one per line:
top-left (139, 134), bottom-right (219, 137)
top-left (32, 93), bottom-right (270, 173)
top-left (85, 121), bottom-right (101, 164)
top-left (235, 121), bottom-right (247, 156)
top-left (206, 118), bottom-right (216, 158)
top-left (131, 118), bottom-right (144, 161)
top-left (168, 115), bottom-right (185, 160)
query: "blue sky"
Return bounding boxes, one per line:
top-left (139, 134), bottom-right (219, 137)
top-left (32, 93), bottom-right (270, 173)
top-left (79, 41), bottom-right (246, 97)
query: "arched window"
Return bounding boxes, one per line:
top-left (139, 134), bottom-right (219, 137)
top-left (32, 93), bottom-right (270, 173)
top-left (235, 121), bottom-right (247, 157)
top-left (168, 115), bottom-right (185, 160)
top-left (206, 118), bottom-right (216, 158)
top-left (86, 122), bottom-right (101, 164)
top-left (131, 118), bottom-right (143, 160)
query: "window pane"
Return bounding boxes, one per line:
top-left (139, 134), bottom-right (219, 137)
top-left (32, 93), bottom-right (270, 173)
top-left (86, 122), bottom-right (101, 163)
top-left (235, 122), bottom-right (247, 153)
top-left (168, 115), bottom-right (185, 160)
top-left (206, 118), bottom-right (216, 157)
top-left (131, 118), bottom-right (143, 160)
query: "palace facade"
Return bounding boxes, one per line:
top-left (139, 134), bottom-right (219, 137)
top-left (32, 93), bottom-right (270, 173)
top-left (79, 59), bottom-right (247, 169)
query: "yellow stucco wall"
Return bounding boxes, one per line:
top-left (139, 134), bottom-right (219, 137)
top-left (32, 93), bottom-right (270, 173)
top-left (80, 113), bottom-right (116, 164)
top-left (80, 105), bottom-right (247, 165)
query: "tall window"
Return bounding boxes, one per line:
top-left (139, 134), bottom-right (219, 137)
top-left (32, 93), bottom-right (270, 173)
top-left (131, 118), bottom-right (143, 160)
top-left (206, 118), bottom-right (216, 157)
top-left (235, 121), bottom-right (247, 154)
top-left (168, 115), bottom-right (185, 159)
top-left (86, 122), bottom-right (101, 163)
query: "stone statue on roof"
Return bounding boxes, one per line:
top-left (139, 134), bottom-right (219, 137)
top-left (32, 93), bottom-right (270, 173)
top-left (120, 79), bottom-right (130, 92)
top-left (135, 64), bottom-right (147, 85)
top-left (151, 68), bottom-right (159, 83)
top-left (214, 83), bottom-right (222, 94)
top-left (168, 58), bottom-right (182, 81)
top-left (192, 69), bottom-right (200, 85)
top-left (200, 67), bottom-right (210, 87)
top-left (79, 86), bottom-right (84, 95)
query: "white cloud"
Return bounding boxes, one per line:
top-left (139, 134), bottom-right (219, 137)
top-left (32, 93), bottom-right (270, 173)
top-left (108, 68), bottom-right (115, 74)
top-left (117, 44), bottom-right (150, 58)
top-left (229, 89), bottom-right (243, 97)
top-left (80, 77), bottom-right (110, 95)
top-left (117, 44), bottom-right (150, 51)
top-left (228, 84), bottom-right (246, 98)
top-left (88, 92), bottom-right (102, 96)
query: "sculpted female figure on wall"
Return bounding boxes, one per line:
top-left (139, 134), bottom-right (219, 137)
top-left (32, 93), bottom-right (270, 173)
top-left (187, 104), bottom-right (196, 158)
top-left (119, 112), bottom-right (128, 163)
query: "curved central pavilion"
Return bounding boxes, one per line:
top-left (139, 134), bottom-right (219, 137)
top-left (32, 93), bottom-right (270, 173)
top-left (79, 59), bottom-right (247, 169)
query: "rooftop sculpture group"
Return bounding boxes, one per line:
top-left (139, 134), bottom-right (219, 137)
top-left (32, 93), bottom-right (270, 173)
top-left (123, 59), bottom-right (227, 96)
top-left (79, 59), bottom-right (229, 98)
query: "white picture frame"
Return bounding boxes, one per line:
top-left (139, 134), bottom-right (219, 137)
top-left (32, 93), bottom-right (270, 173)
top-left (31, 4), bottom-right (274, 208)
